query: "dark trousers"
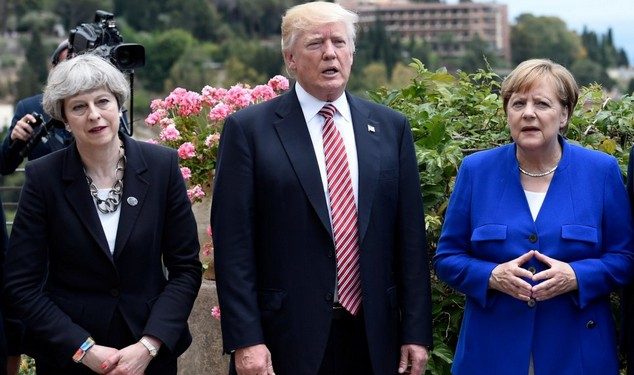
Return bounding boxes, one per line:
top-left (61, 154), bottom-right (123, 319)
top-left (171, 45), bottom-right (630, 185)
top-left (318, 307), bottom-right (373, 375)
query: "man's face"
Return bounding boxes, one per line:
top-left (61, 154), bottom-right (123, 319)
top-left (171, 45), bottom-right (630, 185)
top-left (284, 22), bottom-right (353, 102)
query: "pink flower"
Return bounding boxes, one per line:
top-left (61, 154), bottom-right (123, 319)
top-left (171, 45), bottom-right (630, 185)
top-left (209, 103), bottom-right (232, 122)
top-left (211, 306), bottom-right (221, 320)
top-left (225, 85), bottom-right (252, 109)
top-left (150, 99), bottom-right (165, 111)
top-left (164, 88), bottom-right (203, 117)
top-left (202, 243), bottom-right (213, 256)
top-left (201, 86), bottom-right (228, 106)
top-left (187, 185), bottom-right (206, 201)
top-left (206, 225), bottom-right (212, 238)
top-left (251, 84), bottom-right (276, 103)
top-left (178, 142), bottom-right (196, 159)
top-left (159, 124), bottom-right (181, 141)
top-left (204, 133), bottom-right (221, 147)
top-left (180, 167), bottom-right (192, 180)
top-left (145, 108), bottom-right (167, 126)
top-left (146, 139), bottom-right (159, 145)
top-left (268, 75), bottom-right (289, 92)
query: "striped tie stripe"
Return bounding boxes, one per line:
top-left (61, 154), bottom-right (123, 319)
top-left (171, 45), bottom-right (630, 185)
top-left (320, 103), bottom-right (362, 316)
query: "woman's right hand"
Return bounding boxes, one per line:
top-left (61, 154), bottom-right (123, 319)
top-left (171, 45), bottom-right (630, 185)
top-left (489, 250), bottom-right (535, 301)
top-left (81, 344), bottom-right (119, 374)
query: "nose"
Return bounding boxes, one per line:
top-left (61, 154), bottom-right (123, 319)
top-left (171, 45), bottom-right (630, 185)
top-left (522, 102), bottom-right (536, 119)
top-left (87, 102), bottom-right (101, 120)
top-left (322, 40), bottom-right (336, 59)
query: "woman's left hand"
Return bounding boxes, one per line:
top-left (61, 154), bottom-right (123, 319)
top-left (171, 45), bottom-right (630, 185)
top-left (531, 251), bottom-right (578, 301)
top-left (100, 342), bottom-right (152, 375)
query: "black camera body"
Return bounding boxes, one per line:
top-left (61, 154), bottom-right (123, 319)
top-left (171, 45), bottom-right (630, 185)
top-left (10, 112), bottom-right (65, 158)
top-left (68, 10), bottom-right (145, 72)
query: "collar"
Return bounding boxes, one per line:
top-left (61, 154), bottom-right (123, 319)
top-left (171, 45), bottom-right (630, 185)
top-left (294, 83), bottom-right (352, 123)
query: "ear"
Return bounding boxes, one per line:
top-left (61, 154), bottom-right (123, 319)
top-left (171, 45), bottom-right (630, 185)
top-left (559, 107), bottom-right (569, 129)
top-left (283, 50), bottom-right (296, 73)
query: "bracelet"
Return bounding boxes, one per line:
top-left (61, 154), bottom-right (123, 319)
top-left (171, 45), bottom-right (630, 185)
top-left (72, 337), bottom-right (95, 363)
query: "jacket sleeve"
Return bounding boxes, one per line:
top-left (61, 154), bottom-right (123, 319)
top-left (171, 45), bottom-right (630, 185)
top-left (0, 100), bottom-right (28, 175)
top-left (395, 118), bottom-right (433, 347)
top-left (141, 150), bottom-right (202, 352)
top-left (3, 162), bottom-right (90, 364)
top-left (211, 116), bottom-right (264, 353)
top-left (570, 157), bottom-right (634, 308)
top-left (434, 158), bottom-right (498, 308)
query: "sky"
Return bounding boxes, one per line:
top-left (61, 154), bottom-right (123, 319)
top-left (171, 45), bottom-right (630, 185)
top-left (448, 0), bottom-right (634, 64)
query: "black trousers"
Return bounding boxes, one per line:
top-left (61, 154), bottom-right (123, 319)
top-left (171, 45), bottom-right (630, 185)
top-left (318, 307), bottom-right (373, 375)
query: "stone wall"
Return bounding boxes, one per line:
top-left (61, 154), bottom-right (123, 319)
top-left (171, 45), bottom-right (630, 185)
top-left (178, 280), bottom-right (229, 374)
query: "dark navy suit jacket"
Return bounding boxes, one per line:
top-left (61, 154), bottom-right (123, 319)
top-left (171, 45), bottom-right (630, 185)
top-left (3, 135), bottom-right (202, 370)
top-left (435, 139), bottom-right (634, 374)
top-left (212, 87), bottom-right (432, 375)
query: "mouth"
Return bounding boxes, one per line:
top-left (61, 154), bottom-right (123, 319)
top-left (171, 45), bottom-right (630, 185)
top-left (89, 126), bottom-right (108, 133)
top-left (521, 126), bottom-right (540, 132)
top-left (322, 67), bottom-right (339, 76)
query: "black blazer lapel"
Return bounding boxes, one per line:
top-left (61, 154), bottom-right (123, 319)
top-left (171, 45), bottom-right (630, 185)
top-left (113, 135), bottom-right (149, 259)
top-left (273, 91), bottom-right (332, 237)
top-left (348, 94), bottom-right (380, 245)
top-left (62, 144), bottom-right (113, 262)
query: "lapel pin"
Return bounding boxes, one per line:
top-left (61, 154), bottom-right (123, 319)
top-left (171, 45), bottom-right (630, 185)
top-left (127, 197), bottom-right (138, 206)
top-left (367, 125), bottom-right (375, 133)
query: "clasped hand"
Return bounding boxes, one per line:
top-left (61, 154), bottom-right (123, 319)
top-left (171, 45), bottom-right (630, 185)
top-left (81, 342), bottom-right (153, 375)
top-left (489, 250), bottom-right (578, 301)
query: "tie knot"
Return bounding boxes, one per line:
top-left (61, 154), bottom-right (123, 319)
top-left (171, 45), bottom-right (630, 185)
top-left (319, 103), bottom-right (337, 120)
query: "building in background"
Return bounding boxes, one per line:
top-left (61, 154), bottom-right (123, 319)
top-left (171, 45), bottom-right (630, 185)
top-left (339, 0), bottom-right (511, 62)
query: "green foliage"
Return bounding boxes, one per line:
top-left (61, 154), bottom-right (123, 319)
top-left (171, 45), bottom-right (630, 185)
top-left (511, 14), bottom-right (584, 67)
top-left (369, 59), bottom-right (634, 374)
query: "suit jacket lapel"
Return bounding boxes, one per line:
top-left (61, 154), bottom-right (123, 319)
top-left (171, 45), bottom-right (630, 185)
top-left (113, 135), bottom-right (149, 259)
top-left (62, 144), bottom-right (113, 262)
top-left (348, 94), bottom-right (380, 245)
top-left (273, 90), bottom-right (332, 237)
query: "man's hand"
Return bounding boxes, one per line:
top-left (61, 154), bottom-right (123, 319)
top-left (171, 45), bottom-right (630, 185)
top-left (489, 250), bottom-right (535, 301)
top-left (531, 251), bottom-right (578, 301)
top-left (11, 114), bottom-right (37, 142)
top-left (398, 344), bottom-right (429, 375)
top-left (235, 344), bottom-right (275, 375)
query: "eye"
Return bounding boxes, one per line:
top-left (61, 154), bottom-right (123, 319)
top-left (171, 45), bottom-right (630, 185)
top-left (71, 103), bottom-right (87, 115)
top-left (97, 98), bottom-right (112, 108)
top-left (306, 41), bottom-right (321, 50)
top-left (510, 100), bottom-right (525, 109)
top-left (535, 101), bottom-right (550, 108)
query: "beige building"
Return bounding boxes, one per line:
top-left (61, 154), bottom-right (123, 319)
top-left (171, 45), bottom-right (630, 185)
top-left (339, 0), bottom-right (511, 62)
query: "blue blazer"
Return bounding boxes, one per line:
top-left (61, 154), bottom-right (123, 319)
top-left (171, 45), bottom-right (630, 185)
top-left (212, 87), bottom-right (432, 375)
top-left (434, 139), bottom-right (634, 375)
top-left (3, 135), bottom-right (202, 370)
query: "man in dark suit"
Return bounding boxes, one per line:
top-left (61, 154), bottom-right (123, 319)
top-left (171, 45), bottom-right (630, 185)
top-left (212, 2), bottom-right (432, 374)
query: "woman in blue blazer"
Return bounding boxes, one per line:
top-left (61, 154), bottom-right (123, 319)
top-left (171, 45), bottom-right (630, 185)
top-left (434, 59), bottom-right (634, 375)
top-left (3, 54), bottom-right (202, 374)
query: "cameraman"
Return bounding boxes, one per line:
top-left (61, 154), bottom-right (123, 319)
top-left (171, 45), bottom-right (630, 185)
top-left (0, 40), bottom-right (73, 175)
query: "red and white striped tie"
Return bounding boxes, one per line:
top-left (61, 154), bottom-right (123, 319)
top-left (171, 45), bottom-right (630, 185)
top-left (320, 103), bottom-right (362, 316)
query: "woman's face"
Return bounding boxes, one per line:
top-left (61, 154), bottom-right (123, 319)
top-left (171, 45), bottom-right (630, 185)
top-left (507, 78), bottom-right (568, 153)
top-left (64, 88), bottom-right (120, 149)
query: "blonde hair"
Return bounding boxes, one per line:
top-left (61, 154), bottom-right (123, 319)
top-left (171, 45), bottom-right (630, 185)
top-left (43, 53), bottom-right (129, 121)
top-left (281, 1), bottom-right (359, 53)
top-left (501, 59), bottom-right (579, 131)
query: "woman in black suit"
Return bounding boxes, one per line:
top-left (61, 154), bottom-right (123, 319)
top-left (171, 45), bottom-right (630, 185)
top-left (3, 54), bottom-right (202, 375)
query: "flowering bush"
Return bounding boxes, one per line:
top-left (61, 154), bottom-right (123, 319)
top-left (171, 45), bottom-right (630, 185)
top-left (145, 75), bottom-right (290, 202)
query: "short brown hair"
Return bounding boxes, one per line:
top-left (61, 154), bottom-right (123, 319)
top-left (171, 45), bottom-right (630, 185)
top-left (501, 59), bottom-right (579, 131)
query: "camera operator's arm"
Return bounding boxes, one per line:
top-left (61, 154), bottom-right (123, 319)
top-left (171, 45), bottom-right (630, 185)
top-left (0, 102), bottom-right (33, 175)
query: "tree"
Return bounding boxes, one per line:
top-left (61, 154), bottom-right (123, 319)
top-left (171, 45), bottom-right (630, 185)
top-left (570, 59), bottom-right (614, 88)
top-left (166, 43), bottom-right (223, 92)
top-left (511, 14), bottom-right (583, 66)
top-left (53, 0), bottom-right (114, 30)
top-left (136, 29), bottom-right (195, 92)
